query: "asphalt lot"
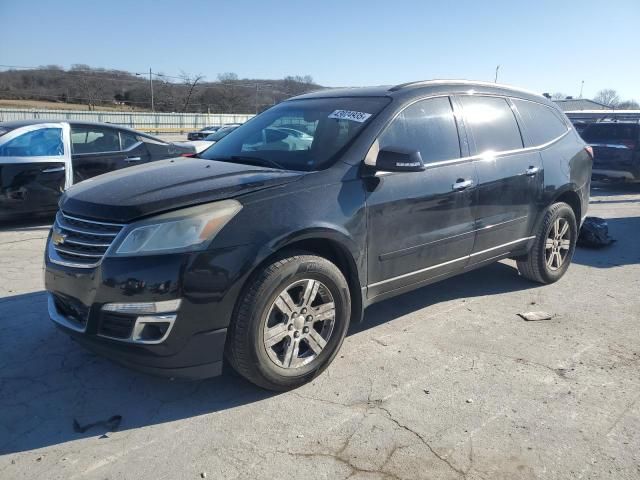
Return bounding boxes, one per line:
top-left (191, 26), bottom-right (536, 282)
top-left (0, 184), bottom-right (639, 480)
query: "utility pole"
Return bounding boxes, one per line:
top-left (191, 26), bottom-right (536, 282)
top-left (136, 69), bottom-right (155, 112)
top-left (579, 80), bottom-right (584, 99)
top-left (149, 68), bottom-right (155, 112)
top-left (494, 65), bottom-right (500, 83)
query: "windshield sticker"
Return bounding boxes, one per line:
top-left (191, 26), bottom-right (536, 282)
top-left (328, 110), bottom-right (372, 123)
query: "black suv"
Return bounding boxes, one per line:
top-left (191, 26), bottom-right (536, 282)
top-left (580, 121), bottom-right (640, 182)
top-left (44, 81), bottom-right (592, 390)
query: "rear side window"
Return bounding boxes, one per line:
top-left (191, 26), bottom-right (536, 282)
top-left (0, 128), bottom-right (64, 157)
top-left (378, 97), bottom-right (461, 164)
top-left (512, 99), bottom-right (568, 146)
top-left (71, 126), bottom-right (121, 154)
top-left (120, 131), bottom-right (139, 150)
top-left (459, 96), bottom-right (523, 153)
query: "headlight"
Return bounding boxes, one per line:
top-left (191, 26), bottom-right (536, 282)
top-left (112, 200), bottom-right (242, 256)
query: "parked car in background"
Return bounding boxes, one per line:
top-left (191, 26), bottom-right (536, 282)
top-left (580, 121), bottom-right (640, 182)
top-left (175, 124), bottom-right (240, 154)
top-left (0, 120), bottom-right (194, 222)
top-left (187, 125), bottom-right (221, 141)
top-left (44, 80), bottom-right (591, 390)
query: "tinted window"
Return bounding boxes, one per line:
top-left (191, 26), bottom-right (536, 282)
top-left (513, 99), bottom-right (568, 146)
top-left (581, 123), bottom-right (639, 144)
top-left (0, 128), bottom-right (63, 157)
top-left (377, 97), bottom-right (461, 163)
top-left (71, 126), bottom-right (120, 154)
top-left (120, 131), bottom-right (139, 150)
top-left (459, 96), bottom-right (523, 153)
top-left (200, 97), bottom-right (390, 171)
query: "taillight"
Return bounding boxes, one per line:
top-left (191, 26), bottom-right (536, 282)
top-left (181, 153), bottom-right (197, 157)
top-left (585, 146), bottom-right (594, 159)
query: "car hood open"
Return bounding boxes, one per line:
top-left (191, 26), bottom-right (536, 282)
top-left (61, 157), bottom-right (304, 223)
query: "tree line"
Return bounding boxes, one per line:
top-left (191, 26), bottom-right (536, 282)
top-left (0, 65), bottom-right (321, 113)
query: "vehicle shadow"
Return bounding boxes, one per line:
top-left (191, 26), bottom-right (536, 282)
top-left (0, 261), bottom-right (537, 455)
top-left (573, 216), bottom-right (640, 268)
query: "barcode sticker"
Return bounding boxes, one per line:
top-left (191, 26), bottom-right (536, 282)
top-left (328, 110), bottom-right (372, 123)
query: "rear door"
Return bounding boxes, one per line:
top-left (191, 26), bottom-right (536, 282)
top-left (365, 96), bottom-right (478, 299)
top-left (70, 125), bottom-right (147, 182)
top-left (455, 95), bottom-right (543, 262)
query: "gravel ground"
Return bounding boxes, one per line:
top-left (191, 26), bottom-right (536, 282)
top-left (0, 184), bottom-right (638, 480)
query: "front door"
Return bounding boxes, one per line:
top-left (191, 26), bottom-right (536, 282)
top-left (455, 95), bottom-right (543, 262)
top-left (365, 96), bottom-right (478, 300)
top-left (70, 125), bottom-right (147, 183)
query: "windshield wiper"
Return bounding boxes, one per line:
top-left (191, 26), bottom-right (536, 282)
top-left (217, 155), bottom-right (285, 170)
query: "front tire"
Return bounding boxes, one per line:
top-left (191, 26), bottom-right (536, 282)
top-left (226, 251), bottom-right (351, 391)
top-left (517, 202), bottom-right (577, 284)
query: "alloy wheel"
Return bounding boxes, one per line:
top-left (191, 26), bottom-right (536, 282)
top-left (545, 217), bottom-right (571, 271)
top-left (263, 279), bottom-right (336, 369)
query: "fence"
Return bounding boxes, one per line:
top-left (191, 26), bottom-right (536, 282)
top-left (0, 108), bottom-right (255, 133)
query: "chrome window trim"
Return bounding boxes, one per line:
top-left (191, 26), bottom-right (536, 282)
top-left (367, 92), bottom-right (571, 175)
top-left (70, 141), bottom-right (143, 157)
top-left (368, 236), bottom-right (535, 289)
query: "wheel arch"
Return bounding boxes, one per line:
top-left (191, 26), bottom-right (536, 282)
top-left (236, 227), bottom-right (365, 326)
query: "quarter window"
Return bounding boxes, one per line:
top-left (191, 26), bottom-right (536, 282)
top-left (377, 97), bottom-right (461, 164)
top-left (459, 96), bottom-right (523, 153)
top-left (512, 99), bottom-right (568, 146)
top-left (71, 126), bottom-right (121, 154)
top-left (0, 128), bottom-right (64, 157)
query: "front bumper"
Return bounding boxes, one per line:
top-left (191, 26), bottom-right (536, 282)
top-left (44, 238), bottom-right (256, 379)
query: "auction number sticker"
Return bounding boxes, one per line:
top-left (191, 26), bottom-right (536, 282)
top-left (328, 110), bottom-right (372, 123)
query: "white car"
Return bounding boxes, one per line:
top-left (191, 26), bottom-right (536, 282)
top-left (174, 125), bottom-right (240, 154)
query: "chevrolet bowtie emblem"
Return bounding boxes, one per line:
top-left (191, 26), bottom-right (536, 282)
top-left (52, 229), bottom-right (67, 246)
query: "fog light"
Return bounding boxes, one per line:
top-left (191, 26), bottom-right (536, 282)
top-left (131, 315), bottom-right (176, 344)
top-left (102, 299), bottom-right (181, 314)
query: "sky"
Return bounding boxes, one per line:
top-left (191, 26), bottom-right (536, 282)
top-left (1, 0), bottom-right (639, 101)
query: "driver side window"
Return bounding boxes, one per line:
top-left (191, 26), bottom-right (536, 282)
top-left (378, 97), bottom-right (461, 164)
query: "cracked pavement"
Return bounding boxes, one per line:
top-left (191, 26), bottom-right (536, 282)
top-left (1, 184), bottom-right (639, 479)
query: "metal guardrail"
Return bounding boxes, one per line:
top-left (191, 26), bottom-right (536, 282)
top-left (0, 108), bottom-right (255, 133)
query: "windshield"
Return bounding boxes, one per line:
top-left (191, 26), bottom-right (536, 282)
top-left (582, 124), bottom-right (638, 144)
top-left (205, 126), bottom-right (238, 142)
top-left (199, 96), bottom-right (390, 171)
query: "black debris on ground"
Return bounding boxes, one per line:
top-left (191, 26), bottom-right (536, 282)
top-left (578, 217), bottom-right (616, 248)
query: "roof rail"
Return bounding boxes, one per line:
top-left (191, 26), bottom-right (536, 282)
top-left (388, 79), bottom-right (543, 97)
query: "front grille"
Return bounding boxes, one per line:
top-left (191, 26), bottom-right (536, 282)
top-left (99, 313), bottom-right (135, 339)
top-left (51, 212), bottom-right (125, 267)
top-left (53, 293), bottom-right (89, 328)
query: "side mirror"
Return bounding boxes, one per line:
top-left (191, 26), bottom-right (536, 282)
top-left (374, 148), bottom-right (425, 172)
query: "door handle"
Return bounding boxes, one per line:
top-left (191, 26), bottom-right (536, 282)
top-left (452, 179), bottom-right (474, 191)
top-left (524, 166), bottom-right (541, 176)
top-left (42, 166), bottom-right (65, 173)
top-left (124, 156), bottom-right (142, 162)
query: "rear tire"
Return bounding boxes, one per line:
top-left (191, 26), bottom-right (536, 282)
top-left (226, 251), bottom-right (351, 391)
top-left (517, 202), bottom-right (577, 284)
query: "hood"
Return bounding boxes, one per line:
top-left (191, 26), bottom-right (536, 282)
top-left (172, 140), bottom-right (216, 154)
top-left (61, 157), bottom-right (303, 223)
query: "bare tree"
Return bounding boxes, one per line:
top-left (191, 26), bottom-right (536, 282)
top-left (593, 89), bottom-right (620, 107)
top-left (551, 92), bottom-right (568, 100)
top-left (180, 72), bottom-right (204, 112)
top-left (617, 99), bottom-right (639, 110)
